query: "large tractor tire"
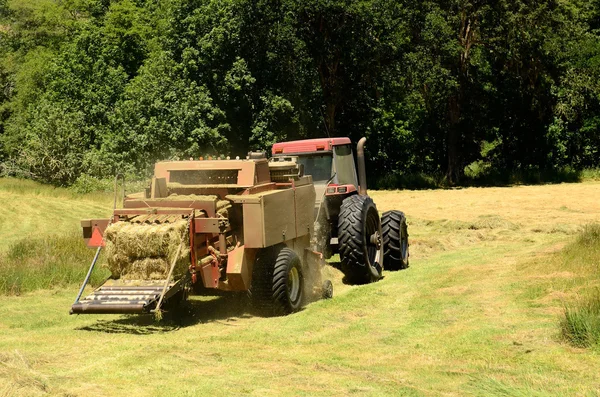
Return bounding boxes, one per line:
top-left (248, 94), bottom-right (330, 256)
top-left (338, 195), bottom-right (384, 284)
top-left (251, 246), bottom-right (304, 316)
top-left (382, 210), bottom-right (409, 270)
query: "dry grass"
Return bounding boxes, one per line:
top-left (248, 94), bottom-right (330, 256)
top-left (0, 351), bottom-right (48, 397)
top-left (370, 183), bottom-right (600, 260)
top-left (0, 181), bottom-right (600, 395)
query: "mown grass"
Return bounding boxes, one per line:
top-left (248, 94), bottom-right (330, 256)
top-left (0, 233), bottom-right (110, 295)
top-left (0, 179), bottom-right (599, 395)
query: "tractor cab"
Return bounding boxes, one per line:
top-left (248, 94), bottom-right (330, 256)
top-left (272, 138), bottom-right (363, 258)
top-left (271, 138), bottom-right (359, 206)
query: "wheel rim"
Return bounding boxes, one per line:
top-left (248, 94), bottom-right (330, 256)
top-left (288, 266), bottom-right (301, 304)
top-left (365, 209), bottom-right (382, 268)
top-left (401, 234), bottom-right (408, 260)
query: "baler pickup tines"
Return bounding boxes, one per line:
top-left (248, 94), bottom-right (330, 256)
top-left (70, 279), bottom-right (184, 315)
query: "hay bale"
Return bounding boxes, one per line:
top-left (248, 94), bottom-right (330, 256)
top-left (154, 194), bottom-right (218, 202)
top-left (104, 220), bottom-right (190, 280)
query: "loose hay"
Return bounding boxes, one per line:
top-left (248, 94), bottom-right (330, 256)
top-left (104, 220), bottom-right (190, 280)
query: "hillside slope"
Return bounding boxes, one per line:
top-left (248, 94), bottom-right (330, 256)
top-left (0, 179), bottom-right (112, 252)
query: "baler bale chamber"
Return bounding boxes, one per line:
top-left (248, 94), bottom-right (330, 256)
top-left (71, 158), bottom-right (332, 316)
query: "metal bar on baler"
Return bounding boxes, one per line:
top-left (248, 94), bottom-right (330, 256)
top-left (72, 245), bottom-right (103, 306)
top-left (71, 303), bottom-right (147, 314)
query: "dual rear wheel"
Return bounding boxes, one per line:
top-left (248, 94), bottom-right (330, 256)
top-left (338, 195), bottom-right (409, 284)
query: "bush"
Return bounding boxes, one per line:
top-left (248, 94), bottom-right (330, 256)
top-left (375, 171), bottom-right (447, 190)
top-left (581, 168), bottom-right (600, 181)
top-left (7, 99), bottom-right (89, 186)
top-left (70, 173), bottom-right (149, 195)
top-left (70, 174), bottom-right (117, 194)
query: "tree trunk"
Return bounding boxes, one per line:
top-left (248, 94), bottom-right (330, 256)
top-left (446, 9), bottom-right (478, 184)
top-left (447, 96), bottom-right (460, 184)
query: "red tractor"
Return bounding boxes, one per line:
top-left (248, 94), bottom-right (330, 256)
top-left (271, 137), bottom-right (409, 284)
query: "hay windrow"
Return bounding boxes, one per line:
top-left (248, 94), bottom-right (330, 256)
top-left (104, 220), bottom-right (190, 280)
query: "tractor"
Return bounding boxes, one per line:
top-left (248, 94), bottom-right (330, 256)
top-left (70, 136), bottom-right (407, 318)
top-left (271, 137), bottom-right (409, 284)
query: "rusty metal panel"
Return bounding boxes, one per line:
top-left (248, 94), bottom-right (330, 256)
top-left (263, 189), bottom-right (296, 247)
top-left (154, 160), bottom-right (263, 188)
top-left (244, 182), bottom-right (276, 196)
top-left (226, 245), bottom-right (255, 291)
top-left (150, 177), bottom-right (167, 198)
top-left (200, 262), bottom-right (219, 288)
top-left (123, 199), bottom-right (216, 217)
top-left (194, 218), bottom-right (220, 234)
top-left (294, 184), bottom-right (316, 238)
top-left (255, 161), bottom-right (271, 185)
top-left (114, 208), bottom-right (193, 216)
top-left (237, 161), bottom-right (255, 186)
top-left (242, 200), bottom-right (265, 248)
top-left (226, 195), bottom-right (262, 204)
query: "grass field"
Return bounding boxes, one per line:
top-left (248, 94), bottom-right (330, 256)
top-left (1, 179), bottom-right (600, 396)
top-left (0, 179), bottom-right (111, 251)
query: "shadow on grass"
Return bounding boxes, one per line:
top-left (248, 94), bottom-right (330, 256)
top-left (327, 260), bottom-right (376, 286)
top-left (76, 294), bottom-right (253, 335)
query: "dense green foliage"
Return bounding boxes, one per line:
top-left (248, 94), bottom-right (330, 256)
top-left (0, 0), bottom-right (599, 186)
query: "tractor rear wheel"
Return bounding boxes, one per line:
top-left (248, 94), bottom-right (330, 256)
top-left (251, 246), bottom-right (304, 316)
top-left (338, 195), bottom-right (384, 284)
top-left (382, 210), bottom-right (409, 270)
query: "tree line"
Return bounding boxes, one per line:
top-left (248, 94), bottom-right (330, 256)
top-left (0, 0), bottom-right (599, 187)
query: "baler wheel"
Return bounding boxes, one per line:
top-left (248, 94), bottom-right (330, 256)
top-left (251, 246), bottom-right (304, 316)
top-left (338, 195), bottom-right (384, 284)
top-left (382, 210), bottom-right (409, 270)
top-left (322, 280), bottom-right (333, 299)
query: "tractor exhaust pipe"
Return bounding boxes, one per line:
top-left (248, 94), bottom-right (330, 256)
top-left (357, 137), bottom-right (368, 196)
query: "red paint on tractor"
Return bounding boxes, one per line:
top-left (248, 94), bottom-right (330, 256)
top-left (272, 137), bottom-right (351, 154)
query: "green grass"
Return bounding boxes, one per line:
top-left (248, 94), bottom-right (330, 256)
top-left (556, 224), bottom-right (600, 348)
top-left (0, 180), bottom-right (600, 395)
top-left (0, 178), bottom-right (112, 251)
top-left (0, 177), bottom-right (114, 294)
top-left (0, 233), bottom-right (110, 295)
top-left (561, 290), bottom-right (600, 348)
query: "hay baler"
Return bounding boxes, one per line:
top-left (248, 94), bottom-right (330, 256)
top-left (71, 158), bottom-right (330, 316)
